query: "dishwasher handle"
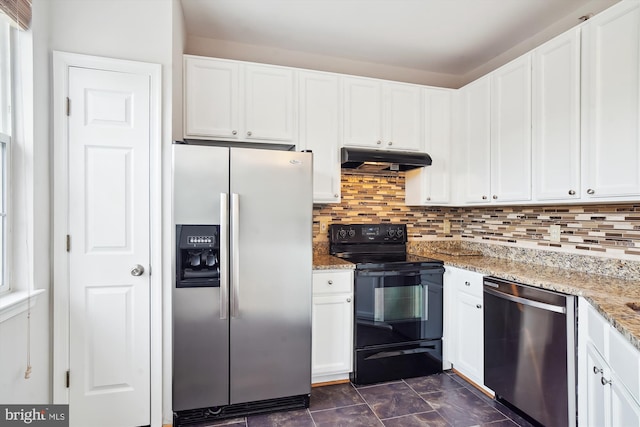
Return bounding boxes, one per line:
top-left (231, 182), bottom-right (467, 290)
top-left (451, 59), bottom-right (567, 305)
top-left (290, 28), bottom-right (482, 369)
top-left (483, 285), bottom-right (566, 314)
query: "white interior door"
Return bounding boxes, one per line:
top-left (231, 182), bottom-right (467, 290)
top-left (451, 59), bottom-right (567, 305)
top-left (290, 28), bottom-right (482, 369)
top-left (67, 66), bottom-right (150, 427)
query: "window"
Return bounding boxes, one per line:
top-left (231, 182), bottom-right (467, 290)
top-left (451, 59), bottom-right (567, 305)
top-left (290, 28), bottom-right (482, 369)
top-left (0, 12), bottom-right (11, 296)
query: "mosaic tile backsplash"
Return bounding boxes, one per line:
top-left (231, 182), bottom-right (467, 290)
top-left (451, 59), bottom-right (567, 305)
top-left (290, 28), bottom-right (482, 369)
top-left (313, 172), bottom-right (640, 260)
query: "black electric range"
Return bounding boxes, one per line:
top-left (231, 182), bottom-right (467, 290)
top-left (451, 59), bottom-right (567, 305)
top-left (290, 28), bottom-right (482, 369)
top-left (329, 223), bottom-right (445, 385)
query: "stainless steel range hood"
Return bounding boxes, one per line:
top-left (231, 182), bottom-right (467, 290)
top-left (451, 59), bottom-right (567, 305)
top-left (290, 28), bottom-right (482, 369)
top-left (341, 147), bottom-right (432, 172)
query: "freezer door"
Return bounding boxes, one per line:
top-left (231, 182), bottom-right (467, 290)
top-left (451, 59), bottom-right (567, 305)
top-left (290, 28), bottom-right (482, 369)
top-left (172, 144), bottom-right (230, 410)
top-left (229, 148), bottom-right (313, 404)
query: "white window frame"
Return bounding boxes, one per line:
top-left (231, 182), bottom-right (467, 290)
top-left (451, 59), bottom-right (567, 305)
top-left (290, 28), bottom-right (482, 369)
top-left (0, 11), bottom-right (44, 321)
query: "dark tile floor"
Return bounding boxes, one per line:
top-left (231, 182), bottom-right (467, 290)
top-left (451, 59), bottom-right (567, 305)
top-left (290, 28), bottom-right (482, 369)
top-left (197, 371), bottom-right (536, 427)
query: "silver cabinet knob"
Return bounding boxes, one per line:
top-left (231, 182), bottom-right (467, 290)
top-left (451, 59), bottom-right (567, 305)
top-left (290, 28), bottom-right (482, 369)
top-left (492, 195), bottom-right (498, 200)
top-left (426, 197), bottom-right (431, 201)
top-left (131, 264), bottom-right (145, 276)
top-left (601, 377), bottom-right (612, 386)
top-left (347, 297), bottom-right (352, 303)
top-left (568, 189), bottom-right (576, 196)
top-left (587, 188), bottom-right (595, 195)
top-left (465, 281), bottom-right (471, 286)
top-left (482, 195), bottom-right (488, 200)
top-left (593, 366), bottom-right (603, 375)
top-left (247, 131), bottom-right (252, 137)
top-left (376, 140), bottom-right (382, 145)
top-left (232, 130), bottom-right (237, 135)
top-left (388, 141), bottom-right (393, 146)
top-left (327, 280), bottom-right (333, 285)
top-left (476, 304), bottom-right (482, 309)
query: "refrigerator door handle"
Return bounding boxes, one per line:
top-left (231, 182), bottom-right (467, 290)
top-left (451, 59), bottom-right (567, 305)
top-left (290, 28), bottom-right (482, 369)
top-left (220, 193), bottom-right (229, 320)
top-left (231, 193), bottom-right (240, 318)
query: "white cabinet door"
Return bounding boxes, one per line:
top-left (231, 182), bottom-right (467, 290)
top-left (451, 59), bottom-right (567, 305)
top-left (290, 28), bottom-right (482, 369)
top-left (532, 29), bottom-right (581, 201)
top-left (244, 64), bottom-right (295, 142)
top-left (405, 87), bottom-right (452, 205)
top-left (611, 370), bottom-right (640, 427)
top-left (383, 82), bottom-right (423, 151)
top-left (490, 54), bottom-right (532, 203)
top-left (453, 291), bottom-right (484, 384)
top-left (584, 343), bottom-right (609, 427)
top-left (343, 77), bottom-right (383, 147)
top-left (299, 71), bottom-right (341, 203)
top-left (184, 56), bottom-right (239, 139)
top-left (582, 0), bottom-right (640, 199)
top-left (312, 270), bottom-right (354, 384)
top-left (312, 294), bottom-right (353, 379)
top-left (460, 76), bottom-right (491, 203)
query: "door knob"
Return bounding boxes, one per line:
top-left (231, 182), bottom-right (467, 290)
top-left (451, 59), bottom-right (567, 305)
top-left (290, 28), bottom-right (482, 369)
top-left (131, 264), bottom-right (145, 276)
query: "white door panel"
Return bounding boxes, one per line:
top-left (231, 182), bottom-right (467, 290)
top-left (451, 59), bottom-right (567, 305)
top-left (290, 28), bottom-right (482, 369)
top-left (68, 66), bottom-right (150, 427)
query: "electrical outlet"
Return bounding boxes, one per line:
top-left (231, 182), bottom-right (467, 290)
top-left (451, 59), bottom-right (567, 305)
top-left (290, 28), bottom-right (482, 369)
top-left (443, 219), bottom-right (451, 234)
top-left (320, 221), bottom-right (328, 233)
top-left (549, 225), bottom-right (561, 242)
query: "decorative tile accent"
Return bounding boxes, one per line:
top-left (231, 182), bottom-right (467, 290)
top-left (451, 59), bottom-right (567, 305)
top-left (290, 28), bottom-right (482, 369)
top-left (313, 172), bottom-right (640, 261)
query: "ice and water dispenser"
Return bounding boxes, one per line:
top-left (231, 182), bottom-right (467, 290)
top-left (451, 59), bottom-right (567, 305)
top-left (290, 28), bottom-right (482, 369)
top-left (176, 224), bottom-right (220, 288)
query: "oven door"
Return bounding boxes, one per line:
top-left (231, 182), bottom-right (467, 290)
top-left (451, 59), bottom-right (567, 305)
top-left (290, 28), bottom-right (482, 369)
top-left (354, 266), bottom-right (444, 348)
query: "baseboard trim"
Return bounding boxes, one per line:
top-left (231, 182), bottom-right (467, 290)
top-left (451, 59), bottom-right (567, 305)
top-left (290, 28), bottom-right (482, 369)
top-left (452, 368), bottom-right (495, 399)
top-left (312, 379), bottom-right (351, 387)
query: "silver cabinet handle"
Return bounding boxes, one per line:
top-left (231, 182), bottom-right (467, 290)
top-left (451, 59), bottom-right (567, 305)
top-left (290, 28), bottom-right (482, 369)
top-left (482, 195), bottom-right (488, 200)
top-left (220, 192), bottom-right (229, 320)
top-left (426, 197), bottom-right (431, 201)
top-left (376, 140), bottom-right (382, 145)
top-left (593, 366), bottom-right (603, 375)
top-left (568, 190), bottom-right (576, 195)
top-left (601, 377), bottom-right (612, 386)
top-left (247, 131), bottom-right (252, 137)
top-left (327, 280), bottom-right (333, 285)
top-left (465, 281), bottom-right (471, 286)
top-left (476, 304), bottom-right (482, 309)
top-left (334, 194), bottom-right (339, 198)
top-left (131, 264), bottom-right (144, 276)
top-left (388, 141), bottom-right (393, 146)
top-left (347, 298), bottom-right (351, 303)
top-left (587, 188), bottom-right (595, 195)
top-left (492, 195), bottom-right (498, 200)
top-left (232, 130), bottom-right (237, 135)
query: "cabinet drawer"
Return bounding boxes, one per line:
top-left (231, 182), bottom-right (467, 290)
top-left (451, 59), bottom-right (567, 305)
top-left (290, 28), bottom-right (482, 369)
top-left (313, 270), bottom-right (353, 295)
top-left (453, 269), bottom-right (484, 298)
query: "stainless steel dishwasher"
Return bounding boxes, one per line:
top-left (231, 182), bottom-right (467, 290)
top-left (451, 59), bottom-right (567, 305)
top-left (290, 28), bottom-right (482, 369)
top-left (483, 276), bottom-right (577, 427)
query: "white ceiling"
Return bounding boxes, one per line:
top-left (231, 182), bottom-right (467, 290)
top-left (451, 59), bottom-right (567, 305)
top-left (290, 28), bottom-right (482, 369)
top-left (180, 0), bottom-right (619, 87)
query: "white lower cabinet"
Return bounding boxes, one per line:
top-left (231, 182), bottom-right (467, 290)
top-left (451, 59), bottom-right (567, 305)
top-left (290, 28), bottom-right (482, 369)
top-left (312, 270), bottom-right (354, 384)
top-left (444, 266), bottom-right (490, 392)
top-left (578, 298), bottom-right (640, 426)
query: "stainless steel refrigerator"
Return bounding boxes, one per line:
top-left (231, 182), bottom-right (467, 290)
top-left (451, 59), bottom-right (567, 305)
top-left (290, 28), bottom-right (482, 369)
top-left (172, 143), bottom-right (312, 423)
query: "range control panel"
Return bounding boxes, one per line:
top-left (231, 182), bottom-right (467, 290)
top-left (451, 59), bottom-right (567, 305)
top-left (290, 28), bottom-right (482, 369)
top-left (329, 223), bottom-right (407, 243)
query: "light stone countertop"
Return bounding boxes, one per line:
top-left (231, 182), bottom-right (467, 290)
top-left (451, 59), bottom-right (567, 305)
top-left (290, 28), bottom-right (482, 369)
top-left (313, 249), bottom-right (640, 351)
top-left (412, 250), bottom-right (640, 352)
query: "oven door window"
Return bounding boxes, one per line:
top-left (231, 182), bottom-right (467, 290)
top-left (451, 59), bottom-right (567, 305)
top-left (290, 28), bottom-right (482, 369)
top-left (355, 269), bottom-right (443, 348)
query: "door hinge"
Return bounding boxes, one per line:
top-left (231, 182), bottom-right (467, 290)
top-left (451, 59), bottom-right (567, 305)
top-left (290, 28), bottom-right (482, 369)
top-left (65, 370), bottom-right (70, 388)
top-left (66, 235), bottom-right (70, 252)
top-left (66, 97), bottom-right (70, 116)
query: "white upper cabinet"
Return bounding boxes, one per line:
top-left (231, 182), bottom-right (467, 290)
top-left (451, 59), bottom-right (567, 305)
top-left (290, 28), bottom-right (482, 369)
top-left (490, 54), bottom-right (532, 203)
top-left (582, 0), bottom-right (640, 199)
top-left (343, 76), bottom-right (422, 151)
top-left (244, 64), bottom-right (295, 142)
top-left (459, 76), bottom-right (492, 203)
top-left (184, 56), bottom-right (240, 139)
top-left (405, 87), bottom-right (453, 205)
top-left (532, 28), bottom-right (581, 202)
top-left (184, 56), bottom-right (295, 143)
top-left (298, 70), bottom-right (341, 204)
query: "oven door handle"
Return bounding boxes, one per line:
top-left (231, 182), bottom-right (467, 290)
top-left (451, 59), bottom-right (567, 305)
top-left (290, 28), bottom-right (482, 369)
top-left (357, 267), bottom-right (445, 277)
top-left (364, 346), bottom-right (438, 360)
